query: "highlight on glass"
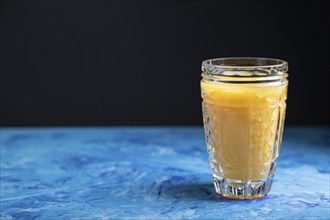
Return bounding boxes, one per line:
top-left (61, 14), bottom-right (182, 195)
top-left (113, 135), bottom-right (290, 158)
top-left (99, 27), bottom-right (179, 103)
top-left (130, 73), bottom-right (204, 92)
top-left (201, 57), bottom-right (288, 199)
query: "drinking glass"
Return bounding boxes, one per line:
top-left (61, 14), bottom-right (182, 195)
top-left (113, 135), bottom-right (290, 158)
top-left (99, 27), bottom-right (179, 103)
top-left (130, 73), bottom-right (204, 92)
top-left (201, 57), bottom-right (288, 199)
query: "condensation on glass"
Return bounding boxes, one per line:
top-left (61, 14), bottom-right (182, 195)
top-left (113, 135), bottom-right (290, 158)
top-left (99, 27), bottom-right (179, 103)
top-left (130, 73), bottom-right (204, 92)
top-left (201, 57), bottom-right (288, 199)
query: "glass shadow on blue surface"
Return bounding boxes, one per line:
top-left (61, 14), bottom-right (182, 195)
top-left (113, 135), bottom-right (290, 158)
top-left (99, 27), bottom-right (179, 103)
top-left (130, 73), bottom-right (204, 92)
top-left (165, 183), bottom-right (235, 202)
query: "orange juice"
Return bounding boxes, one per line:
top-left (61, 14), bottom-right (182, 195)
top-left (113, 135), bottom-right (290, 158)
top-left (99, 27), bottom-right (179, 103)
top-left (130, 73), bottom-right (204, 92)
top-left (201, 79), bottom-right (287, 180)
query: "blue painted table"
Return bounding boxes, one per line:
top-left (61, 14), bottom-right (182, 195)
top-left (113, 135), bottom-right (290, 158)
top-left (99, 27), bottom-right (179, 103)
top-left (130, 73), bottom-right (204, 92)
top-left (1, 127), bottom-right (329, 219)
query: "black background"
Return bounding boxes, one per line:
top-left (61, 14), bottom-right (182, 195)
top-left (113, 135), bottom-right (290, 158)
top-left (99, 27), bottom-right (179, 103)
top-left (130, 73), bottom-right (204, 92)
top-left (1, 0), bottom-right (330, 126)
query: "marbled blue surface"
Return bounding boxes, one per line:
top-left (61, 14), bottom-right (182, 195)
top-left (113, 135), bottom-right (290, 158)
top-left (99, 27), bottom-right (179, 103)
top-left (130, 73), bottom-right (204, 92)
top-left (0, 127), bottom-right (329, 219)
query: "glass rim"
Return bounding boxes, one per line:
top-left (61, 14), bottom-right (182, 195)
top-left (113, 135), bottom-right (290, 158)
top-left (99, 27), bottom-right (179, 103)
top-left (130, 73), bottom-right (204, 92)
top-left (202, 57), bottom-right (288, 83)
top-left (202, 57), bottom-right (288, 69)
top-left (201, 57), bottom-right (288, 83)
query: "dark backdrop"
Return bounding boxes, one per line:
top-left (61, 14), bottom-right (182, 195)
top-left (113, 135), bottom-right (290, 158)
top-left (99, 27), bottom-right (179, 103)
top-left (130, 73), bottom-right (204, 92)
top-left (1, 0), bottom-right (330, 126)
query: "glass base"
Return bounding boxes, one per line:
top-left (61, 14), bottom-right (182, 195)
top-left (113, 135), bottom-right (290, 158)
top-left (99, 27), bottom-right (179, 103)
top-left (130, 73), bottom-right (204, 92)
top-left (213, 175), bottom-right (274, 199)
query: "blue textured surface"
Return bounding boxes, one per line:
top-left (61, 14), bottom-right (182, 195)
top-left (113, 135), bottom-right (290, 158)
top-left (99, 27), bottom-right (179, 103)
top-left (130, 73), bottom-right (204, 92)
top-left (0, 126), bottom-right (329, 219)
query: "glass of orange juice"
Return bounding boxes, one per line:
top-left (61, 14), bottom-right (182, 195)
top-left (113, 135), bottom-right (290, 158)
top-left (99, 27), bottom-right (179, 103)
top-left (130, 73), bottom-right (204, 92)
top-left (201, 57), bottom-right (288, 199)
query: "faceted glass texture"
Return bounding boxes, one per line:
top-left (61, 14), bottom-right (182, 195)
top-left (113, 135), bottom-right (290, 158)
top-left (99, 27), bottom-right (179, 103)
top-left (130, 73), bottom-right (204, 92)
top-left (201, 57), bottom-right (288, 199)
